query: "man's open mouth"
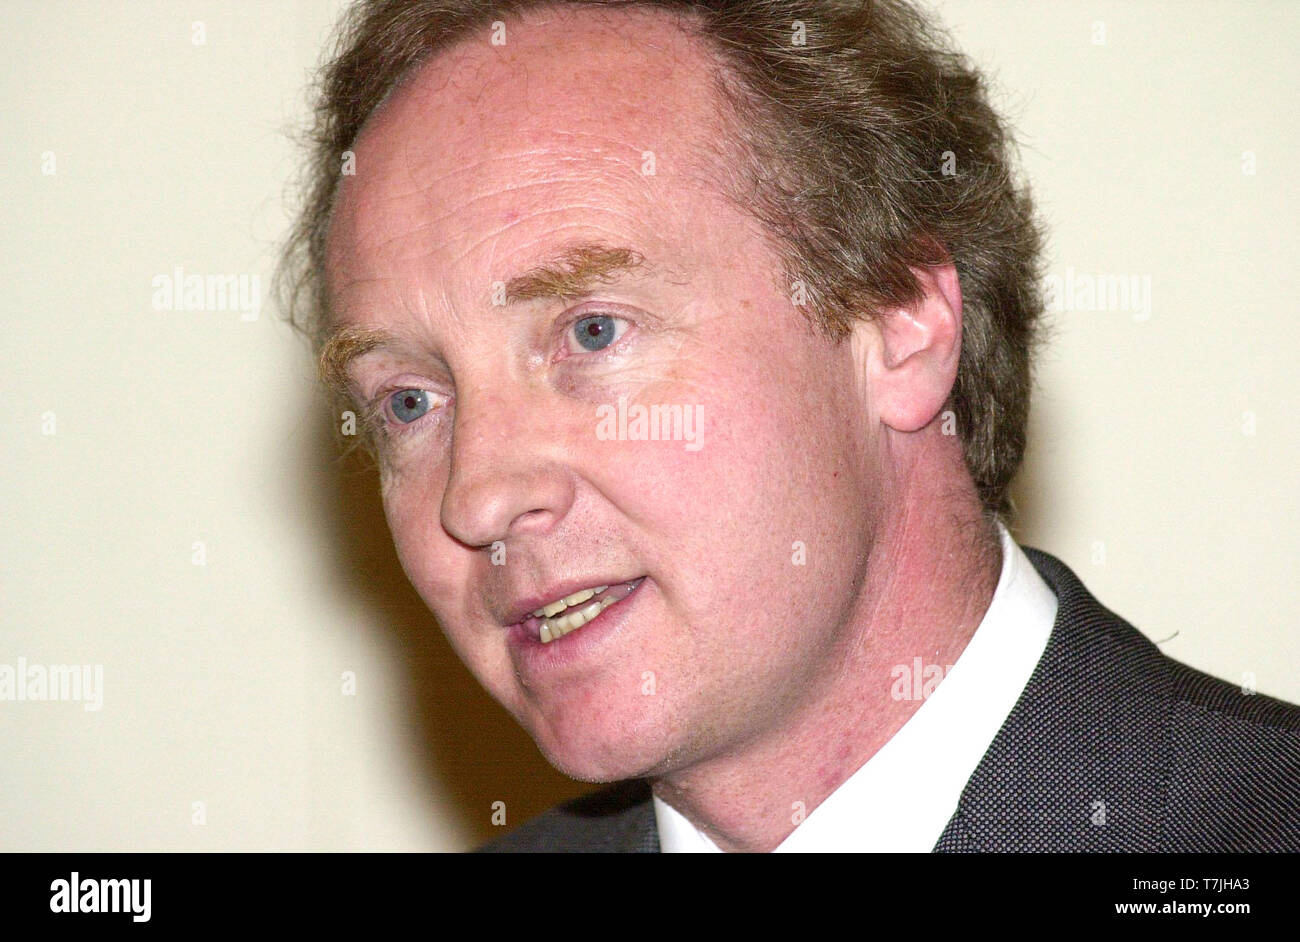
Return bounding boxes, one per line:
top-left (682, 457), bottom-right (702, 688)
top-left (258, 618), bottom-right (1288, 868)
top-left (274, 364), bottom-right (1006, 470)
top-left (529, 577), bottom-right (645, 643)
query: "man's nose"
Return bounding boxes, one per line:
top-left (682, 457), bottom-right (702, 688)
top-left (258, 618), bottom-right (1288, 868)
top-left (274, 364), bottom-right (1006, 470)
top-left (439, 384), bottom-right (575, 549)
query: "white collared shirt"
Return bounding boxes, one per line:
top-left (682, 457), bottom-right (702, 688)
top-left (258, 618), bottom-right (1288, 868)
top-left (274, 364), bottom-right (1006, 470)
top-left (653, 522), bottom-right (1058, 852)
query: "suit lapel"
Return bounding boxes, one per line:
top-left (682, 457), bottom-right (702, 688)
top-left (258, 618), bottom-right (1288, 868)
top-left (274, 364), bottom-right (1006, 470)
top-left (934, 548), bottom-right (1172, 851)
top-left (611, 787), bottom-right (660, 852)
top-left (582, 778), bottom-right (659, 852)
top-left (632, 805), bottom-right (660, 853)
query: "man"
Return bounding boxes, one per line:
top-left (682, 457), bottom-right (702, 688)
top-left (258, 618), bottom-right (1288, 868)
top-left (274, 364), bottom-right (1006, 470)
top-left (279, 0), bottom-right (1300, 851)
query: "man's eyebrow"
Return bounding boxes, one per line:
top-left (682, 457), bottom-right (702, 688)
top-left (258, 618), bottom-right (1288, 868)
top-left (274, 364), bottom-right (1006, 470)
top-left (318, 324), bottom-right (399, 397)
top-left (503, 241), bottom-right (648, 304)
top-left (319, 241), bottom-right (651, 395)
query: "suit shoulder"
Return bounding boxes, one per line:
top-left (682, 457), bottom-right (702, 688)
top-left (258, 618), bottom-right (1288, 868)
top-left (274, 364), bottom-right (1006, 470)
top-left (1166, 657), bottom-right (1300, 731)
top-left (1160, 655), bottom-right (1300, 850)
top-left (475, 779), bottom-right (655, 853)
top-left (1010, 546), bottom-right (1300, 850)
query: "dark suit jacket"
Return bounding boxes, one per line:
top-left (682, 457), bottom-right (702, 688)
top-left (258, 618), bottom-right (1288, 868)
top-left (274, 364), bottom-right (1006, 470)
top-left (479, 548), bottom-right (1300, 852)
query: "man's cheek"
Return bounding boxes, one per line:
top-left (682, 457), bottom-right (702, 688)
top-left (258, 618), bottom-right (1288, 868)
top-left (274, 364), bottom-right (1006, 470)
top-left (385, 501), bottom-right (460, 612)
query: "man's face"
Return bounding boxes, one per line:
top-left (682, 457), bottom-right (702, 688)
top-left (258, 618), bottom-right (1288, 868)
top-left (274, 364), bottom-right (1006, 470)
top-left (325, 6), bottom-right (884, 781)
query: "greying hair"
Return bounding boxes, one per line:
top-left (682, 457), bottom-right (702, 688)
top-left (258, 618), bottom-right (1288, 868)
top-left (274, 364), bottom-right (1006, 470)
top-left (277, 0), bottom-right (1045, 516)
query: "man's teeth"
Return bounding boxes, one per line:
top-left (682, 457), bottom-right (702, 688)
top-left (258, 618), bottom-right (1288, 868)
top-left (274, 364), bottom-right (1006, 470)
top-left (532, 585), bottom-right (609, 620)
top-left (539, 595), bottom-right (618, 644)
top-left (525, 578), bottom-right (644, 644)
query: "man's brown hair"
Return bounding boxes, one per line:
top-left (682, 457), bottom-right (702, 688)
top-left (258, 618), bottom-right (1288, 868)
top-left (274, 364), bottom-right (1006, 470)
top-left (278, 0), bottom-right (1045, 517)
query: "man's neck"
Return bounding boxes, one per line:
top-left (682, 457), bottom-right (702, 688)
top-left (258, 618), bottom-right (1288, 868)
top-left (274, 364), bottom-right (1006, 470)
top-left (650, 474), bottom-right (1002, 853)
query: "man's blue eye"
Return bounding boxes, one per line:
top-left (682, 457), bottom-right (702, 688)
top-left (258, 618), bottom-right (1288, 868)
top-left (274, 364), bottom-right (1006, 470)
top-left (389, 389), bottom-right (432, 424)
top-left (572, 314), bottom-right (622, 352)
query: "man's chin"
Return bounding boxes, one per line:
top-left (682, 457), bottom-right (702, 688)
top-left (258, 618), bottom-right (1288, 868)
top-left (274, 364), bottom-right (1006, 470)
top-left (529, 735), bottom-right (658, 783)
top-left (526, 714), bottom-right (678, 783)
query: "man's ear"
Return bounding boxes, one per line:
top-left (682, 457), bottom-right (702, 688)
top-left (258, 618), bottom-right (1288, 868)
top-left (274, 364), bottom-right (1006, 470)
top-left (849, 262), bottom-right (962, 433)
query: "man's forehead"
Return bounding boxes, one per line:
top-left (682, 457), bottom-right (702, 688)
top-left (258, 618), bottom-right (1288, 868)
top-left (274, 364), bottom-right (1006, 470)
top-left (384, 2), bottom-right (720, 126)
top-left (331, 3), bottom-right (731, 235)
top-left (325, 4), bottom-right (735, 315)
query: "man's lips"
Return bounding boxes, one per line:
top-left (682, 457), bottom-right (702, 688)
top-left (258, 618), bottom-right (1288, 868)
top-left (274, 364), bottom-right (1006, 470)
top-left (506, 576), bottom-right (646, 645)
top-left (502, 575), bottom-right (645, 628)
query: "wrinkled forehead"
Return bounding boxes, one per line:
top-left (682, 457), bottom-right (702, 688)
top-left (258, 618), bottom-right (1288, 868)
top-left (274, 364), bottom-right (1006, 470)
top-left (323, 3), bottom-right (740, 295)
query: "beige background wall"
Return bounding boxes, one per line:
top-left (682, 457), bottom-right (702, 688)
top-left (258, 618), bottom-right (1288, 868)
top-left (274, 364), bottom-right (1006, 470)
top-left (1, 0), bottom-right (1295, 851)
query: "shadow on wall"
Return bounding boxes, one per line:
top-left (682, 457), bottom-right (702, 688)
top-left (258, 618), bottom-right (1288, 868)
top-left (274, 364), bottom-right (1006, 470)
top-left (311, 413), bottom-right (595, 850)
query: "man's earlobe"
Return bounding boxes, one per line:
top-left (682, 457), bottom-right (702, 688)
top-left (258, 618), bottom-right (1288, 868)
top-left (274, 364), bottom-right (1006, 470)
top-left (855, 263), bottom-right (963, 434)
